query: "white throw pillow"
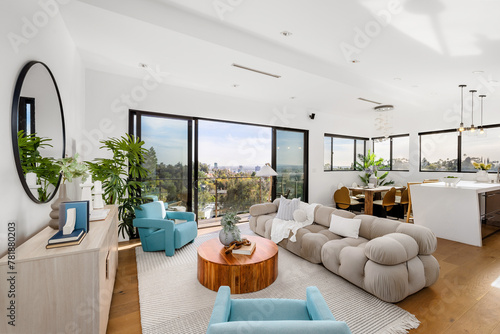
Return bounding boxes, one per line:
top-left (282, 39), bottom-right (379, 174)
top-left (329, 214), bottom-right (362, 239)
top-left (293, 209), bottom-right (307, 222)
top-left (275, 196), bottom-right (300, 221)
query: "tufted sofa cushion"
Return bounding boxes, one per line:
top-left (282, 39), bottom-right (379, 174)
top-left (249, 202), bottom-right (278, 216)
top-left (248, 202), bottom-right (440, 302)
top-left (364, 233), bottom-right (419, 265)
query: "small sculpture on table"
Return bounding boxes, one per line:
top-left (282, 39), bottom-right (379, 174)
top-left (80, 175), bottom-right (94, 212)
top-left (93, 180), bottom-right (104, 209)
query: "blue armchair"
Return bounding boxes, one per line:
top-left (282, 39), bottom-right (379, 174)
top-left (206, 286), bottom-right (352, 334)
top-left (133, 201), bottom-right (197, 256)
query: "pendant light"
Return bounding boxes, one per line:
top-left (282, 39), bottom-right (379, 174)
top-left (479, 94), bottom-right (486, 135)
top-left (469, 89), bottom-right (476, 133)
top-left (458, 84), bottom-right (466, 133)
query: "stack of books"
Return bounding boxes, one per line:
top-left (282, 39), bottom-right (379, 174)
top-left (46, 228), bottom-right (86, 249)
top-left (232, 241), bottom-right (256, 255)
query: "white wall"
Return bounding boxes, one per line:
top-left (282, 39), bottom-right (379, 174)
top-left (83, 69), bottom-right (373, 208)
top-left (0, 0), bottom-right (85, 256)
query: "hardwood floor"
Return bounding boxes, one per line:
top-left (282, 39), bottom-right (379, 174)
top-left (107, 228), bottom-right (500, 334)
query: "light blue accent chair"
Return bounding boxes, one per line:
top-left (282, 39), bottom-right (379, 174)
top-left (133, 201), bottom-right (197, 256)
top-left (144, 195), bottom-right (159, 202)
top-left (206, 286), bottom-right (352, 334)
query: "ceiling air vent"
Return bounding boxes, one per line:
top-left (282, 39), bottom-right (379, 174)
top-left (231, 63), bottom-right (281, 78)
top-left (358, 97), bottom-right (382, 105)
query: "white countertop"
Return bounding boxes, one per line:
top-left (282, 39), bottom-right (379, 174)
top-left (419, 181), bottom-right (500, 193)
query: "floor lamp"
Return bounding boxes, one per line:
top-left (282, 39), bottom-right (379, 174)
top-left (256, 164), bottom-right (278, 202)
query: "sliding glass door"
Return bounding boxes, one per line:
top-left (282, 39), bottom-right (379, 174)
top-left (274, 129), bottom-right (308, 201)
top-left (132, 111), bottom-right (192, 212)
top-left (197, 120), bottom-right (272, 227)
top-left (131, 111), bottom-right (308, 227)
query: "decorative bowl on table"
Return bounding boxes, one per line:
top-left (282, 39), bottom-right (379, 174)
top-left (441, 176), bottom-right (461, 186)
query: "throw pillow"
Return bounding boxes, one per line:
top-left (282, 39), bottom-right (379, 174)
top-left (275, 196), bottom-right (300, 221)
top-left (293, 209), bottom-right (307, 222)
top-left (329, 214), bottom-right (362, 238)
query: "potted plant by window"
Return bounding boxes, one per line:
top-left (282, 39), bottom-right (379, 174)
top-left (85, 134), bottom-right (151, 239)
top-left (219, 211), bottom-right (242, 246)
top-left (355, 150), bottom-right (394, 187)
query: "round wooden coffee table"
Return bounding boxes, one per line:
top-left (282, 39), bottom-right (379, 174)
top-left (197, 235), bottom-right (278, 294)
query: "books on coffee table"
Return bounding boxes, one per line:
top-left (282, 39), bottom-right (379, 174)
top-left (232, 241), bottom-right (256, 255)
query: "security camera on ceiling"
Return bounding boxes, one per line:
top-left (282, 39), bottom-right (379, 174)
top-left (309, 113), bottom-right (316, 120)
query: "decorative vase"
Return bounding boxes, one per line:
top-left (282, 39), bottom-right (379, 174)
top-left (476, 170), bottom-right (490, 183)
top-left (368, 175), bottom-right (377, 188)
top-left (219, 229), bottom-right (236, 246)
top-left (49, 183), bottom-right (70, 229)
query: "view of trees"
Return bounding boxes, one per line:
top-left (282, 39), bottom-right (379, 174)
top-left (421, 157), bottom-right (458, 171)
top-left (142, 148), bottom-right (274, 220)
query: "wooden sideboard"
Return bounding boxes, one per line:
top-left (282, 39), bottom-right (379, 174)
top-left (0, 205), bottom-right (118, 334)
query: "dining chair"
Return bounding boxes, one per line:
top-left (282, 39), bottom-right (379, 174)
top-left (349, 182), bottom-right (365, 200)
top-left (333, 187), bottom-right (361, 211)
top-left (373, 187), bottom-right (399, 218)
top-left (396, 188), bottom-right (409, 218)
top-left (406, 182), bottom-right (421, 223)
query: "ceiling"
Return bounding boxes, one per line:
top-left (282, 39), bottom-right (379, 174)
top-left (60, 0), bottom-right (500, 122)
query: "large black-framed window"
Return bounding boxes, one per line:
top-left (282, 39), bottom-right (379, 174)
top-left (324, 134), bottom-right (368, 171)
top-left (130, 109), bottom-right (309, 225)
top-left (18, 96), bottom-right (35, 135)
top-left (419, 124), bottom-right (500, 172)
top-left (372, 134), bottom-right (410, 171)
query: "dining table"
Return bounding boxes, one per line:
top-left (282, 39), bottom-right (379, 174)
top-left (347, 185), bottom-right (405, 215)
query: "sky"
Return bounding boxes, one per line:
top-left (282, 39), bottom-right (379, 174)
top-left (141, 117), bottom-right (306, 168)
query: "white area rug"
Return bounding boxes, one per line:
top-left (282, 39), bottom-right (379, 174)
top-left (136, 224), bottom-right (420, 334)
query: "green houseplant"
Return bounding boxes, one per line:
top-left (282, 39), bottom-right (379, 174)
top-left (17, 131), bottom-right (60, 201)
top-left (219, 211), bottom-right (242, 246)
top-left (85, 134), bottom-right (151, 239)
top-left (48, 154), bottom-right (89, 229)
top-left (53, 153), bottom-right (89, 184)
top-left (355, 150), bottom-right (394, 187)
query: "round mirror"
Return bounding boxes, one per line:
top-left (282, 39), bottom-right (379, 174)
top-left (11, 61), bottom-right (66, 203)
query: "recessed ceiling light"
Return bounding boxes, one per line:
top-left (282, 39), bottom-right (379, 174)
top-left (290, 96), bottom-right (296, 99)
top-left (374, 105), bottom-right (394, 111)
top-left (232, 84), bottom-right (239, 88)
top-left (472, 70), bottom-right (484, 74)
top-left (393, 77), bottom-right (402, 81)
top-left (139, 63), bottom-right (148, 68)
top-left (281, 31), bottom-right (292, 37)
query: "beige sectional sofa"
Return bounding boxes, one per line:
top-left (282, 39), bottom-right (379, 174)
top-left (249, 199), bottom-right (440, 303)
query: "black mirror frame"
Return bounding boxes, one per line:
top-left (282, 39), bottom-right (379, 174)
top-left (11, 61), bottom-right (66, 204)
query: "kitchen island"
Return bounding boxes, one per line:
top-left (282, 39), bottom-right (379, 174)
top-left (411, 181), bottom-right (500, 246)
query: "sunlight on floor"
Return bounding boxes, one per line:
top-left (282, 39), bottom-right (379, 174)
top-left (491, 276), bottom-right (500, 288)
top-left (118, 240), bottom-right (141, 251)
